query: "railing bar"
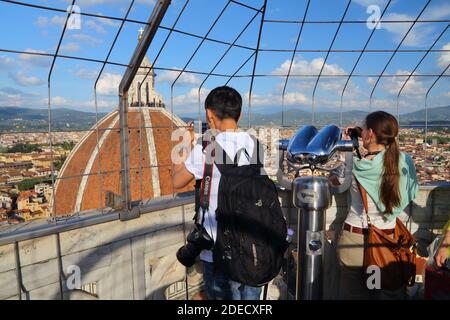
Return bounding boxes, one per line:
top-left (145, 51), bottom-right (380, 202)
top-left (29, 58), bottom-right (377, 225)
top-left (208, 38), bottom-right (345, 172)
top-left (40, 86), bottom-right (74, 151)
top-left (229, 0), bottom-right (260, 12)
top-left (259, 48), bottom-right (450, 53)
top-left (263, 18), bottom-right (450, 24)
top-left (340, 0), bottom-right (392, 123)
top-left (423, 63), bottom-right (450, 175)
top-left (224, 51), bottom-right (256, 86)
top-left (93, 0), bottom-right (135, 215)
top-left (311, 0), bottom-right (351, 124)
top-left (247, 0), bottom-right (267, 128)
top-left (47, 0), bottom-right (76, 221)
top-left (396, 24), bottom-right (449, 122)
top-left (3, 0), bottom-right (448, 25)
top-left (281, 0), bottom-right (311, 127)
top-left (2, 48), bottom-right (450, 78)
top-left (170, 0), bottom-right (232, 198)
top-left (369, 0), bottom-right (432, 110)
top-left (138, 0), bottom-right (191, 202)
top-left (170, 1), bottom-right (232, 91)
top-left (198, 5), bottom-right (263, 115)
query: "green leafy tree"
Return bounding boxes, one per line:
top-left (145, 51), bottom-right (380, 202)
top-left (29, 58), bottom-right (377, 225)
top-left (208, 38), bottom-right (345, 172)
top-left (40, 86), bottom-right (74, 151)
top-left (6, 143), bottom-right (42, 153)
top-left (18, 177), bottom-right (52, 191)
top-left (53, 154), bottom-right (67, 171)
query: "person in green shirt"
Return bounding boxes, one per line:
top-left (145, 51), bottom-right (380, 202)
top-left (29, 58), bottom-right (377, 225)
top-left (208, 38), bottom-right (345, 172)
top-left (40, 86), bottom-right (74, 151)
top-left (435, 220), bottom-right (450, 267)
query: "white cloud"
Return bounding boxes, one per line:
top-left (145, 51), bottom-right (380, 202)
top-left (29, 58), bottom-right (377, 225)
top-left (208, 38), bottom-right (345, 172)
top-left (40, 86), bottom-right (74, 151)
top-left (273, 58), bottom-right (346, 76)
top-left (60, 42), bottom-right (81, 52)
top-left (383, 71), bottom-right (427, 96)
top-left (51, 96), bottom-right (115, 108)
top-left (270, 58), bottom-right (361, 100)
top-left (74, 68), bottom-right (99, 80)
top-left (35, 10), bottom-right (118, 33)
top-left (353, 0), bottom-right (387, 7)
top-left (382, 13), bottom-right (434, 47)
top-left (280, 92), bottom-right (308, 105)
top-left (438, 42), bottom-right (450, 68)
top-left (35, 16), bottom-right (49, 27)
top-left (0, 86), bottom-right (116, 110)
top-left (0, 87), bottom-right (40, 107)
top-left (50, 15), bottom-right (67, 27)
top-left (51, 96), bottom-right (70, 106)
top-left (95, 15), bottom-right (120, 27)
top-left (96, 73), bottom-right (121, 95)
top-left (0, 56), bottom-right (14, 71)
top-left (422, 3), bottom-right (450, 20)
top-left (19, 49), bottom-right (51, 68)
top-left (157, 69), bottom-right (202, 86)
top-left (173, 88), bottom-right (210, 106)
top-left (85, 19), bottom-right (107, 34)
top-left (243, 91), bottom-right (308, 107)
top-left (36, 95), bottom-right (116, 109)
top-left (9, 71), bottom-right (45, 86)
top-left (67, 33), bottom-right (102, 45)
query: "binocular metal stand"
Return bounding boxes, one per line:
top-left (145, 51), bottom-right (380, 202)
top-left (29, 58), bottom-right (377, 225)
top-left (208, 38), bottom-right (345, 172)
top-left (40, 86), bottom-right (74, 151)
top-left (278, 124), bottom-right (354, 300)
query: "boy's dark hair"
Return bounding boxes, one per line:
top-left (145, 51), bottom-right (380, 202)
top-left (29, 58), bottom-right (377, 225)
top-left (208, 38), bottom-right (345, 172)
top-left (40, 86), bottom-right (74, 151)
top-left (204, 86), bottom-right (242, 122)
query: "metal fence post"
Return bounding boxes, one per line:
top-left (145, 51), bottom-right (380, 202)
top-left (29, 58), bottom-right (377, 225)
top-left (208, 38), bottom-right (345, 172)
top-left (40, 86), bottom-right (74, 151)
top-left (118, 0), bottom-right (171, 221)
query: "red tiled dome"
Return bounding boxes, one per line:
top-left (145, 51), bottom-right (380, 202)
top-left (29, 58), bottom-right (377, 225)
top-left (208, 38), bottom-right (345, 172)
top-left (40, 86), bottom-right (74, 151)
top-left (53, 107), bottom-right (194, 216)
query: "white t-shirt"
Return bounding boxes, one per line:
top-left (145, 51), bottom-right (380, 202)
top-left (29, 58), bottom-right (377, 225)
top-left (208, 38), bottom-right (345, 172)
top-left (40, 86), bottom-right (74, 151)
top-left (184, 131), bottom-right (255, 262)
top-left (345, 175), bottom-right (396, 229)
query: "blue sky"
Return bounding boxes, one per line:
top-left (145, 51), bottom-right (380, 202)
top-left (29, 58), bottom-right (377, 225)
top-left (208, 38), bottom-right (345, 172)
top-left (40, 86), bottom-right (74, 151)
top-left (0, 0), bottom-right (449, 120)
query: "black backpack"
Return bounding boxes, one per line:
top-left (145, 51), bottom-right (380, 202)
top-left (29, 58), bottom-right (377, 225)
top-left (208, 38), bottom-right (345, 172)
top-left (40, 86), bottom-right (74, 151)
top-left (209, 135), bottom-right (288, 287)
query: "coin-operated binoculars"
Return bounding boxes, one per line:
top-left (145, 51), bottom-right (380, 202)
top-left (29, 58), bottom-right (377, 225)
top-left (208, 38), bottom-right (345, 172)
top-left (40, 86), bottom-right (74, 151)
top-left (277, 125), bottom-right (354, 300)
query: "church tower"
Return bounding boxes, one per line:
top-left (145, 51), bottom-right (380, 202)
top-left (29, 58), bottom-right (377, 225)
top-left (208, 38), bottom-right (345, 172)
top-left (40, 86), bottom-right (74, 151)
top-left (128, 28), bottom-right (164, 108)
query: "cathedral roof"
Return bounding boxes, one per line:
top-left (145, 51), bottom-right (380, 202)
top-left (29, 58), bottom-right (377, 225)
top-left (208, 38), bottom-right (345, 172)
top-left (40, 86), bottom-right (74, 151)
top-left (53, 107), bottom-right (194, 215)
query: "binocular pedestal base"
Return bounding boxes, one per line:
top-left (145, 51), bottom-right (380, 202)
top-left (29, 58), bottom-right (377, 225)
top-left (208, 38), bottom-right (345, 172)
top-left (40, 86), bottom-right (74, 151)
top-left (292, 176), bottom-right (331, 300)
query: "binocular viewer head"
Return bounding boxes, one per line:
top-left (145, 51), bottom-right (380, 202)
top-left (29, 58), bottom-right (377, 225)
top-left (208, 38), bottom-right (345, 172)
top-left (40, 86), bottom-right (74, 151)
top-left (280, 124), bottom-right (354, 169)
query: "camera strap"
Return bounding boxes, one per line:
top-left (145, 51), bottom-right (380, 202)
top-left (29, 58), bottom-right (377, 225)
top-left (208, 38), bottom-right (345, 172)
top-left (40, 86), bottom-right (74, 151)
top-left (199, 135), bottom-right (216, 226)
top-left (198, 132), bottom-right (235, 228)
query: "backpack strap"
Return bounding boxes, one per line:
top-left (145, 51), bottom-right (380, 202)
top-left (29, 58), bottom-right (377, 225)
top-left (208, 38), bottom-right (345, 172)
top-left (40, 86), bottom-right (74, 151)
top-left (210, 139), bottom-right (235, 175)
top-left (233, 148), bottom-right (250, 165)
top-left (210, 134), bottom-right (263, 174)
top-left (249, 134), bottom-right (263, 167)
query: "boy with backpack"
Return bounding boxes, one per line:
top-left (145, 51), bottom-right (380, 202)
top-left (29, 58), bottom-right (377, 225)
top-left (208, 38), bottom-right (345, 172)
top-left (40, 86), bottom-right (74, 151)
top-left (173, 86), bottom-right (287, 300)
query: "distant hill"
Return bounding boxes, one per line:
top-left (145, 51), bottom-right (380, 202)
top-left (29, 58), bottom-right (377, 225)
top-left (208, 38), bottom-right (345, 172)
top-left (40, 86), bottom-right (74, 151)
top-left (0, 107), bottom-right (108, 132)
top-left (241, 109), bottom-right (369, 126)
top-left (397, 106), bottom-right (450, 125)
top-left (183, 106), bottom-right (450, 127)
top-left (1, 106), bottom-right (449, 132)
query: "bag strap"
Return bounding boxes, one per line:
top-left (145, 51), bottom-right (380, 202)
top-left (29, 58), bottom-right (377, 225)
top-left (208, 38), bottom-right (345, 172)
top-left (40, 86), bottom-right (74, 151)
top-left (355, 178), bottom-right (371, 225)
top-left (249, 134), bottom-right (263, 167)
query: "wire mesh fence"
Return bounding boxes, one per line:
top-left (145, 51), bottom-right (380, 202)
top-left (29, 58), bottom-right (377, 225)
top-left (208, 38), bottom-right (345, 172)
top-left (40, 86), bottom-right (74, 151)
top-left (0, 0), bottom-right (449, 227)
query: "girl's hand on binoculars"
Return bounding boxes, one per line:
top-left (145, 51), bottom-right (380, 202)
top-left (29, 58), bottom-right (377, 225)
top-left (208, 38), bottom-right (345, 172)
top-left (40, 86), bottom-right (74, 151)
top-left (342, 126), bottom-right (353, 140)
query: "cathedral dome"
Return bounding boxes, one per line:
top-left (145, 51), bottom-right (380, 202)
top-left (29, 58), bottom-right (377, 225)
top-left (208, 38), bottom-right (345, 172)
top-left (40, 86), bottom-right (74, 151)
top-left (53, 106), bottom-right (193, 216)
top-left (52, 49), bottom-right (194, 216)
